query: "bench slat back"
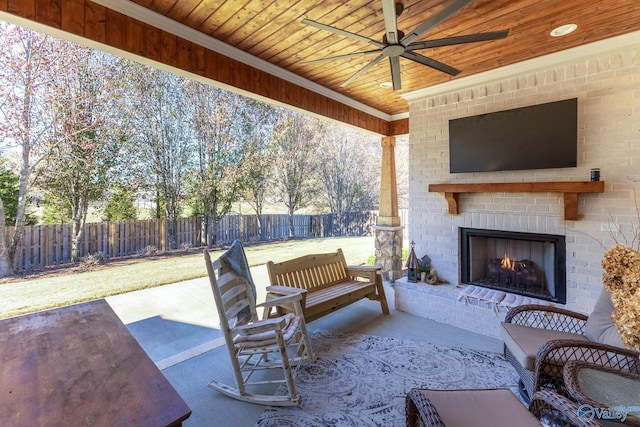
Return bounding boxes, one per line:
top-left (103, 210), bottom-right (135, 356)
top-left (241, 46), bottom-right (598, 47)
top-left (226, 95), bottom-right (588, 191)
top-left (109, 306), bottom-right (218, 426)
top-left (267, 249), bottom-right (348, 292)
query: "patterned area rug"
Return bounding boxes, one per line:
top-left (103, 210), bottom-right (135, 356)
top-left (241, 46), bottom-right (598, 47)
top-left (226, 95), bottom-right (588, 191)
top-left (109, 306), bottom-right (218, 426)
top-left (256, 330), bottom-right (519, 427)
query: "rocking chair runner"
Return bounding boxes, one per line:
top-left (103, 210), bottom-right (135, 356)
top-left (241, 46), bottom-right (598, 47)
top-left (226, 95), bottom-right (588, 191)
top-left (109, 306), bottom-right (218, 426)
top-left (203, 244), bottom-right (315, 406)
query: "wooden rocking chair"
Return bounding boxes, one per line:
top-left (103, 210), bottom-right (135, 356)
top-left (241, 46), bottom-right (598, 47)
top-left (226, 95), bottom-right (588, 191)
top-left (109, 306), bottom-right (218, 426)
top-left (203, 244), bottom-right (315, 406)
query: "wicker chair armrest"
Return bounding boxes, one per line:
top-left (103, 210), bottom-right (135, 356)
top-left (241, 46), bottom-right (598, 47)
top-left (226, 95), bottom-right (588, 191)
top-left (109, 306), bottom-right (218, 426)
top-left (529, 390), bottom-right (602, 427)
top-left (534, 338), bottom-right (640, 393)
top-left (405, 389), bottom-right (446, 427)
top-left (504, 304), bottom-right (588, 333)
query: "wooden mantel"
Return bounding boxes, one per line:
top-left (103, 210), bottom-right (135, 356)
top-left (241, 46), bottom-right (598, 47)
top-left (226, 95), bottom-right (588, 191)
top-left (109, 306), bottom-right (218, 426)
top-left (428, 181), bottom-right (605, 220)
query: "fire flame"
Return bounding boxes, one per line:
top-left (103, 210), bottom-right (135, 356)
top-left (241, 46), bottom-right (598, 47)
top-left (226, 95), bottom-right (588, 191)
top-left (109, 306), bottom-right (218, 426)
top-left (501, 253), bottom-right (515, 270)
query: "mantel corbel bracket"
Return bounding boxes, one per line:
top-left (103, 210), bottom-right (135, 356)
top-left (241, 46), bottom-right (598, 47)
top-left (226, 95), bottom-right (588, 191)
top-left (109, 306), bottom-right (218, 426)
top-left (444, 192), bottom-right (460, 215)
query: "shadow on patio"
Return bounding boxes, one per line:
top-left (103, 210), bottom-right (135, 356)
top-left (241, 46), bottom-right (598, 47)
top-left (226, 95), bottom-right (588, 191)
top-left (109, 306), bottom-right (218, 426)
top-left (106, 265), bottom-right (503, 427)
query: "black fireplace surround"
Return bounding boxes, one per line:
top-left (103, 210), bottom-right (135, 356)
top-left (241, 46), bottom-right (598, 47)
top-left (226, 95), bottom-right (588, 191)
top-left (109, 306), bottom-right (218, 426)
top-left (459, 228), bottom-right (566, 304)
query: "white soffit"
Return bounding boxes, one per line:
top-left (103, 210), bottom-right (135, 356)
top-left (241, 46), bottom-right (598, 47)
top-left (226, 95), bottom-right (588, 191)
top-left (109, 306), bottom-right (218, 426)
top-left (90, 0), bottom-right (407, 122)
top-left (402, 30), bottom-right (640, 102)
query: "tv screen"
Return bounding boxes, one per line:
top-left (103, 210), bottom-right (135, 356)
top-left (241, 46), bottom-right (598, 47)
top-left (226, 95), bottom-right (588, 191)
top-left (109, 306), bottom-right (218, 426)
top-left (449, 98), bottom-right (578, 173)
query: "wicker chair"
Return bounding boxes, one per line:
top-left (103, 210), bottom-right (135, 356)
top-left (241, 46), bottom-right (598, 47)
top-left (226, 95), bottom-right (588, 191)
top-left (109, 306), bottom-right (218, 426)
top-left (528, 390), bottom-right (604, 427)
top-left (405, 388), bottom-right (601, 427)
top-left (533, 338), bottom-right (639, 399)
top-left (405, 388), bottom-right (540, 427)
top-left (501, 304), bottom-right (588, 400)
top-left (501, 288), bottom-right (639, 401)
top-left (562, 361), bottom-right (640, 426)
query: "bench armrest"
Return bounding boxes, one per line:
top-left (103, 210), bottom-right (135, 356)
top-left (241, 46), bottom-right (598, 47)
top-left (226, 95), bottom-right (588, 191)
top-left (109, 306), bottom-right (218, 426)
top-left (346, 265), bottom-right (381, 281)
top-left (266, 285), bottom-right (307, 296)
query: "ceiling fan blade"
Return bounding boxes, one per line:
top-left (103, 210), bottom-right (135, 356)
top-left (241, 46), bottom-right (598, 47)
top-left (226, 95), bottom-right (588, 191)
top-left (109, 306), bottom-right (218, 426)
top-left (389, 56), bottom-right (401, 90)
top-left (381, 0), bottom-right (400, 44)
top-left (401, 0), bottom-right (474, 45)
top-left (340, 54), bottom-right (385, 87)
top-left (405, 30), bottom-right (510, 50)
top-left (401, 51), bottom-right (461, 76)
top-left (302, 18), bottom-right (385, 48)
top-left (301, 50), bottom-right (382, 65)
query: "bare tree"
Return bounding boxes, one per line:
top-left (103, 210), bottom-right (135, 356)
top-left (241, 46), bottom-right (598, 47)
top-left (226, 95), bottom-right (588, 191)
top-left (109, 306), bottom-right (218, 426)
top-left (127, 66), bottom-right (194, 249)
top-left (272, 112), bottom-right (322, 236)
top-left (0, 23), bottom-right (62, 274)
top-left (185, 82), bottom-right (267, 245)
top-left (318, 124), bottom-right (380, 214)
top-left (39, 48), bottom-right (126, 261)
top-left (241, 103), bottom-right (278, 239)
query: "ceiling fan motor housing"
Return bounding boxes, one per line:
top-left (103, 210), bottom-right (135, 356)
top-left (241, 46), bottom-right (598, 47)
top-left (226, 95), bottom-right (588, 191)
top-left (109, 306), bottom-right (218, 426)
top-left (382, 44), bottom-right (405, 57)
top-left (383, 30), bottom-right (405, 45)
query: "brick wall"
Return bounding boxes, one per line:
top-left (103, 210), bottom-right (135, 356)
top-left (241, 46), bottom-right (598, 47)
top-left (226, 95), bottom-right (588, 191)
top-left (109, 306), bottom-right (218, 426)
top-left (397, 37), bottom-right (640, 337)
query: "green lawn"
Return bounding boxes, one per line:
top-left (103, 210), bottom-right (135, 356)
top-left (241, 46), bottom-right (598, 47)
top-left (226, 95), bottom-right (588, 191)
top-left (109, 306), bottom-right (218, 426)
top-left (0, 237), bottom-right (376, 319)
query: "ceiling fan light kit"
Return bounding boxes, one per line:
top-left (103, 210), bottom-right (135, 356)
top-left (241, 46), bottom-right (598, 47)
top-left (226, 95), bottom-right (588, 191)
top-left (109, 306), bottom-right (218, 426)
top-left (301, 0), bottom-right (509, 91)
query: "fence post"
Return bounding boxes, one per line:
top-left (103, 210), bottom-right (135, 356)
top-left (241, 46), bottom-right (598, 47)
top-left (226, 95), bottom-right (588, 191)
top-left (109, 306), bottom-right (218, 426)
top-left (160, 219), bottom-right (166, 251)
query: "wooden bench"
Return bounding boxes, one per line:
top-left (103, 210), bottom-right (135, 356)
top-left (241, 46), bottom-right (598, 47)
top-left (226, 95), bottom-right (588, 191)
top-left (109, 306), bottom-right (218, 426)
top-left (265, 248), bottom-right (390, 322)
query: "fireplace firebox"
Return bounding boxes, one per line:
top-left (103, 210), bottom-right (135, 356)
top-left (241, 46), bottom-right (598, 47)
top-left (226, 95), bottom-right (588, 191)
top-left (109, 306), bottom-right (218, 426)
top-left (459, 228), bottom-right (566, 304)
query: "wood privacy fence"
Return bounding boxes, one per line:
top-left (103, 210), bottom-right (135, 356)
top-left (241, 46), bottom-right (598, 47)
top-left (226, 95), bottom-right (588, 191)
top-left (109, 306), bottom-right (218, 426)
top-left (9, 211), bottom-right (386, 271)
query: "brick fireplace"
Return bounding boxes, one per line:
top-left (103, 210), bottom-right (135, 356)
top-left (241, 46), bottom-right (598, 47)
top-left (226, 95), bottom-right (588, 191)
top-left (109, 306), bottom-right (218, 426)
top-left (394, 36), bottom-right (640, 339)
top-left (459, 227), bottom-right (566, 304)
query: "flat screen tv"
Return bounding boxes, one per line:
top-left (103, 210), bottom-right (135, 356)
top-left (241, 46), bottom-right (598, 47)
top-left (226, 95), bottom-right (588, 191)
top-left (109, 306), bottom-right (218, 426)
top-left (449, 98), bottom-right (578, 173)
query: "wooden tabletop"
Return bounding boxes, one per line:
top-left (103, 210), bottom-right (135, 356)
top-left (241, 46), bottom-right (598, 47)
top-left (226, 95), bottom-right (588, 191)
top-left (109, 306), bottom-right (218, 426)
top-left (0, 299), bottom-right (191, 427)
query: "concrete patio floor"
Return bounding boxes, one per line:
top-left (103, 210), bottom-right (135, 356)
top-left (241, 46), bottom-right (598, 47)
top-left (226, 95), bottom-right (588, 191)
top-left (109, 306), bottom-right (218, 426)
top-left (106, 264), bottom-right (503, 426)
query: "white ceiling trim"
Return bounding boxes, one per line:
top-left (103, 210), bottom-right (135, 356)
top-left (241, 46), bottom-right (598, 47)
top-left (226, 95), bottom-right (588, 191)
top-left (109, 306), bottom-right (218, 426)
top-left (402, 30), bottom-right (640, 102)
top-left (90, 0), bottom-right (410, 122)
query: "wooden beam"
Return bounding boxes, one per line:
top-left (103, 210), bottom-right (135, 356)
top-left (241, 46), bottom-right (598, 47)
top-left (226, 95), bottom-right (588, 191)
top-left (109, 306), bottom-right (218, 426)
top-left (428, 181), bottom-right (605, 220)
top-left (389, 118), bottom-right (408, 136)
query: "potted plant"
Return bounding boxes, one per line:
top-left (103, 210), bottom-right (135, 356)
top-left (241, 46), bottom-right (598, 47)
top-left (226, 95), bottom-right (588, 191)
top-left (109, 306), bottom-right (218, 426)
top-left (419, 266), bottom-right (430, 282)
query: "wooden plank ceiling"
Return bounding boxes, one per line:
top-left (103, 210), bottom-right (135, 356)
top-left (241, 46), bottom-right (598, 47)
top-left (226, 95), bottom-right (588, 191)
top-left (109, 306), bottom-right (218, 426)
top-left (125, 0), bottom-right (640, 116)
top-left (2, 0), bottom-right (640, 135)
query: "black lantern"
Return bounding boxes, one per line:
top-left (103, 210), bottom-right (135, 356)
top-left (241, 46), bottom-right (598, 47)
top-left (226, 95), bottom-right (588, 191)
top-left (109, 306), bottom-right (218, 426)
top-left (406, 241), bottom-right (419, 282)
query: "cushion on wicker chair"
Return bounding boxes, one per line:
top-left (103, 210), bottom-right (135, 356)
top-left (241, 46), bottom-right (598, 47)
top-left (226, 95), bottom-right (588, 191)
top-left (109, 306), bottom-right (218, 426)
top-left (584, 288), bottom-right (627, 348)
top-left (500, 323), bottom-right (588, 370)
top-left (417, 389), bottom-right (540, 427)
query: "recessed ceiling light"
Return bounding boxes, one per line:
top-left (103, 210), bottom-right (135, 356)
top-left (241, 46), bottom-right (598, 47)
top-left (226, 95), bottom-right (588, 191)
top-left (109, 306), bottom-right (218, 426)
top-left (380, 81), bottom-right (393, 88)
top-left (550, 24), bottom-right (577, 37)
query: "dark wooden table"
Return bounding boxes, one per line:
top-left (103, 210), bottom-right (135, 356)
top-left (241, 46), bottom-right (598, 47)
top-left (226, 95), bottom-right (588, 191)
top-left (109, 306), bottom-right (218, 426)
top-left (0, 299), bottom-right (191, 427)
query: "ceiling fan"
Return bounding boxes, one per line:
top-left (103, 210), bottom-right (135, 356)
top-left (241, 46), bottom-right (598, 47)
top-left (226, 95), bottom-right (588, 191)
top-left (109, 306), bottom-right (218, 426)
top-left (300, 0), bottom-right (509, 91)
